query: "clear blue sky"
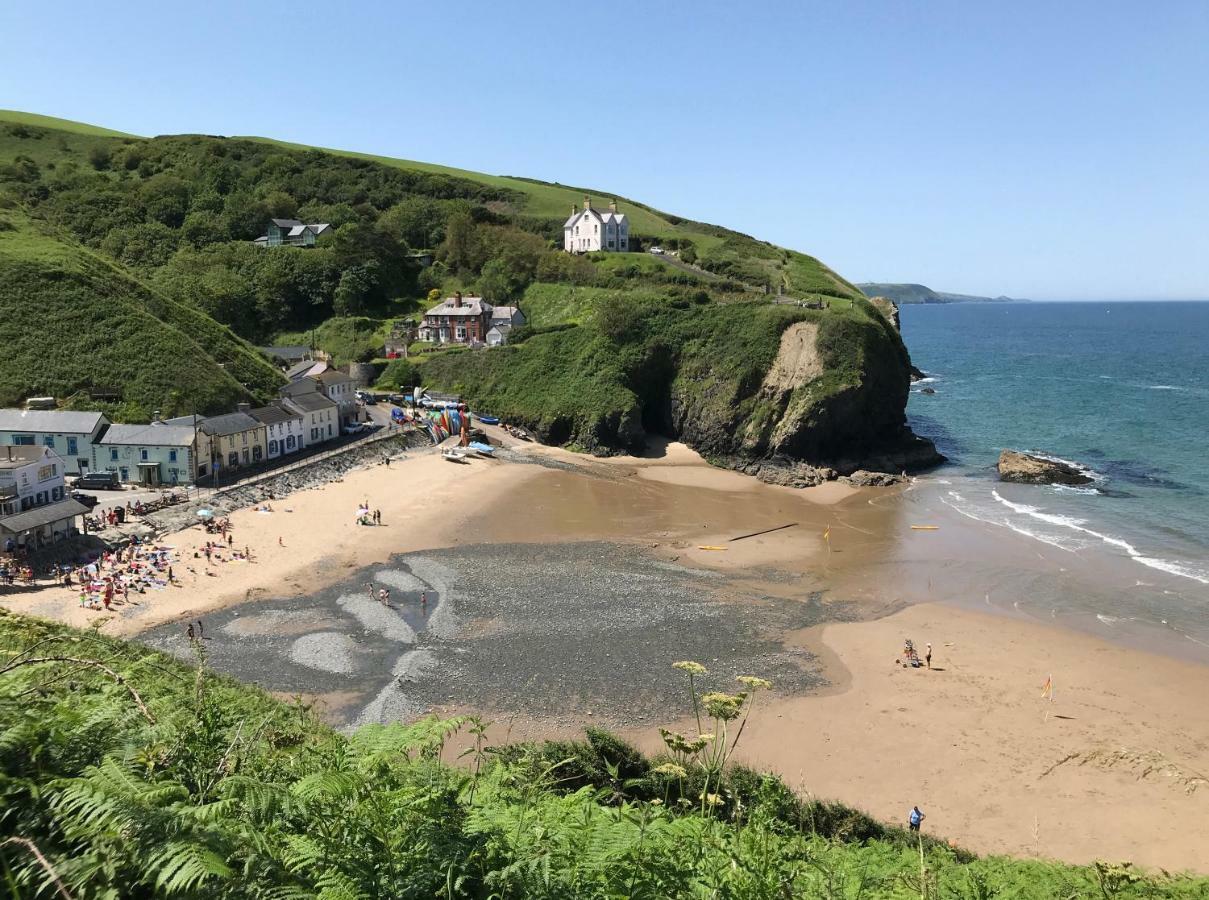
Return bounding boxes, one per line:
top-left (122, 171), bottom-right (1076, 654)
top-left (4, 1), bottom-right (1207, 299)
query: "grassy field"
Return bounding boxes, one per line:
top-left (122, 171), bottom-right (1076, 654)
top-left (0, 206), bottom-right (281, 417)
top-left (0, 608), bottom-right (1201, 899)
top-left (0, 109), bottom-right (139, 137)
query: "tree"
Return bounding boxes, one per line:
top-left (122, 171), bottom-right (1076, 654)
top-left (87, 146), bottom-right (111, 170)
top-left (333, 262), bottom-right (379, 316)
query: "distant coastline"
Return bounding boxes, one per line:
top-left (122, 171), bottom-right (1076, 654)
top-left (858, 282), bottom-right (1030, 304)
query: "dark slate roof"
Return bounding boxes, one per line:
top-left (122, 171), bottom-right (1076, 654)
top-left (0, 499), bottom-right (89, 534)
top-left (248, 404), bottom-right (301, 426)
top-left (280, 377), bottom-right (321, 398)
top-left (199, 412), bottom-right (263, 437)
top-left (100, 423), bottom-right (197, 447)
top-left (282, 393), bottom-right (337, 414)
top-left (259, 345), bottom-right (311, 361)
top-left (316, 371), bottom-right (355, 386)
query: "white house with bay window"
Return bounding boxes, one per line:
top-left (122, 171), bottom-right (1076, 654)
top-left (0, 445), bottom-right (87, 552)
top-left (563, 196), bottom-right (628, 253)
top-left (249, 404), bottom-right (305, 459)
top-left (0, 410), bottom-right (109, 476)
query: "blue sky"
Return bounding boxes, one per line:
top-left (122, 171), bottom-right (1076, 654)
top-left (3, 1), bottom-right (1207, 299)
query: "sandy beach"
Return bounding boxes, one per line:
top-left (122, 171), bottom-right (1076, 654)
top-left (5, 433), bottom-right (1208, 872)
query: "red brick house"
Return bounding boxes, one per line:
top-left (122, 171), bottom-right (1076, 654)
top-left (417, 292), bottom-right (493, 344)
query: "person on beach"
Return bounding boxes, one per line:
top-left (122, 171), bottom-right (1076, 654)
top-left (378, 588), bottom-right (390, 605)
top-left (374, 509), bottom-right (381, 525)
top-left (366, 582), bottom-right (375, 600)
top-left (926, 643), bottom-right (932, 669)
top-left (196, 620), bottom-right (204, 639)
top-left (909, 806), bottom-right (925, 833)
top-left (420, 591), bottom-right (427, 607)
top-left (186, 623), bottom-right (195, 641)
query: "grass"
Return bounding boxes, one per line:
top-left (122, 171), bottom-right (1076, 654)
top-left (0, 608), bottom-right (1203, 899)
top-left (0, 206), bottom-right (281, 418)
top-left (0, 109), bottom-right (139, 138)
top-left (272, 316), bottom-right (396, 367)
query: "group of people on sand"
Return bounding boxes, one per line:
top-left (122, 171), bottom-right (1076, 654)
top-left (72, 541), bottom-right (182, 611)
top-left (356, 501), bottom-right (383, 527)
top-left (365, 582), bottom-right (429, 611)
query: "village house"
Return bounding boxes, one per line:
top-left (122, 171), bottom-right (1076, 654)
top-left (281, 390), bottom-right (338, 445)
top-left (95, 419), bottom-right (210, 486)
top-left (564, 197), bottom-right (629, 253)
top-left (417, 292), bottom-right (493, 345)
top-left (0, 409), bottom-right (110, 476)
top-left (280, 372), bottom-right (359, 427)
top-left (486, 305), bottom-right (526, 347)
top-left (257, 219), bottom-right (334, 248)
top-left (0, 445), bottom-right (86, 553)
top-left (259, 345), bottom-right (313, 366)
top-left (249, 404), bottom-right (305, 459)
top-left (199, 409), bottom-right (268, 473)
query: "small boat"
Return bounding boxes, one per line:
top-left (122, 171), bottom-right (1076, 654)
top-left (469, 441), bottom-right (495, 457)
top-left (475, 414), bottom-right (500, 425)
top-left (910, 525), bottom-right (940, 531)
top-left (442, 448), bottom-right (470, 463)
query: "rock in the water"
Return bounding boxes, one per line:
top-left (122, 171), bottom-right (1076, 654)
top-left (920, 387), bottom-right (936, 395)
top-left (997, 450), bottom-right (1093, 486)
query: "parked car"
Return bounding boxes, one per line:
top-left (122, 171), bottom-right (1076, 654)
top-left (74, 472), bottom-right (121, 490)
top-left (649, 246), bottom-right (664, 255)
top-left (342, 422), bottom-right (366, 436)
top-left (70, 491), bottom-right (99, 509)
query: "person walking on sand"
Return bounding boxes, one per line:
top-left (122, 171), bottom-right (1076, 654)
top-left (909, 806), bottom-right (925, 833)
top-left (926, 643), bottom-right (932, 669)
top-left (186, 622), bottom-right (195, 641)
top-left (374, 509), bottom-right (381, 525)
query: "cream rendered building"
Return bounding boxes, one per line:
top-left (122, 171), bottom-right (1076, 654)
top-left (564, 197), bottom-right (628, 253)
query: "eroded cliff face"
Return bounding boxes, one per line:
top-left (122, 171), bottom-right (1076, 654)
top-left (669, 305), bottom-right (941, 485)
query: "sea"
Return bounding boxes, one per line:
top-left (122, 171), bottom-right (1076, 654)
top-left (900, 300), bottom-right (1209, 655)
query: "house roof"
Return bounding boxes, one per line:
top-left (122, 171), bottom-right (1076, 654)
top-left (280, 377), bottom-right (320, 398)
top-left (0, 409), bottom-right (107, 434)
top-left (491, 306), bottom-right (522, 323)
top-left (199, 412), bottom-right (263, 437)
top-left (259, 345), bottom-right (311, 361)
top-left (0, 445), bottom-right (54, 469)
top-left (100, 423), bottom-right (197, 447)
top-left (0, 498), bottom-right (90, 534)
top-left (487, 323), bottom-right (512, 336)
top-left (282, 392), bottom-right (337, 414)
top-left (563, 207), bottom-right (628, 229)
top-left (285, 360), bottom-right (327, 381)
top-left (316, 371), bottom-right (355, 387)
top-left (248, 404), bottom-right (301, 426)
top-left (424, 296), bottom-right (492, 317)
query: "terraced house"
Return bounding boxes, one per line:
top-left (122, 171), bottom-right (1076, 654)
top-left (95, 419), bottom-right (210, 486)
top-left (0, 410), bottom-right (109, 476)
top-left (200, 409), bottom-right (267, 474)
top-left (249, 404), bottom-right (305, 459)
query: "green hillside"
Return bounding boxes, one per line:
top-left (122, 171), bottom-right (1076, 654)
top-left (0, 109), bottom-right (139, 138)
top-left (0, 206), bottom-right (281, 418)
top-left (0, 608), bottom-right (1199, 898)
top-left (0, 109), bottom-right (907, 464)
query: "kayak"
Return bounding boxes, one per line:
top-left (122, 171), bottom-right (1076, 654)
top-left (476, 415), bottom-right (500, 425)
top-left (469, 441), bottom-right (495, 456)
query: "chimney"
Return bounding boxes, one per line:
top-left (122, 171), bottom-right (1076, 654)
top-left (609, 199), bottom-right (617, 213)
top-left (583, 195), bottom-right (591, 210)
top-left (237, 402), bottom-right (251, 413)
top-left (151, 409), bottom-right (162, 424)
top-left (570, 203), bottom-right (577, 216)
top-left (453, 291), bottom-right (463, 308)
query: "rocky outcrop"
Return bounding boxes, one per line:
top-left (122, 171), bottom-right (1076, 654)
top-left (867, 296), bottom-right (901, 331)
top-left (997, 450), bottom-right (1093, 486)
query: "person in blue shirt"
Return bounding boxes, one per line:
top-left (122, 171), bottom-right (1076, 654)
top-left (909, 806), bottom-right (925, 833)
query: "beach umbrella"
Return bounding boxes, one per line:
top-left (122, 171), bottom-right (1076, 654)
top-left (196, 509), bottom-right (214, 519)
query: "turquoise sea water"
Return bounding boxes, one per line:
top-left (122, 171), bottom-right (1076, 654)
top-left (901, 301), bottom-right (1209, 648)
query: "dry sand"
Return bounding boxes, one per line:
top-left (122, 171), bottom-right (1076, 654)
top-left (623, 602), bottom-right (1209, 872)
top-left (5, 435), bottom-right (1208, 871)
top-left (1, 445), bottom-right (541, 636)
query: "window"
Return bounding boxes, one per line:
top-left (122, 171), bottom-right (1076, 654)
top-left (110, 449), bottom-right (119, 461)
top-left (140, 449), bottom-right (148, 461)
top-left (168, 450), bottom-right (177, 462)
top-left (43, 436), bottom-right (55, 448)
top-left (13, 435), bottom-right (34, 446)
top-left (66, 437), bottom-right (78, 456)
top-left (456, 326), bottom-right (466, 340)
top-left (268, 440), bottom-right (278, 455)
top-left (228, 452), bottom-right (239, 468)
